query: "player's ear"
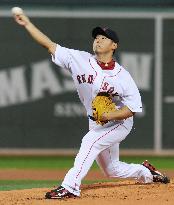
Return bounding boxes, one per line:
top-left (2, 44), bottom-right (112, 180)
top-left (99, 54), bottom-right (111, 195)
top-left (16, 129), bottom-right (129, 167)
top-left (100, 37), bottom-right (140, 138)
top-left (112, 42), bottom-right (117, 50)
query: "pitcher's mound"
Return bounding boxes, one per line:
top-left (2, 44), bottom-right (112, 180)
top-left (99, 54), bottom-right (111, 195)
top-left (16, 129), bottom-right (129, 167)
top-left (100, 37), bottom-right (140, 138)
top-left (0, 180), bottom-right (173, 205)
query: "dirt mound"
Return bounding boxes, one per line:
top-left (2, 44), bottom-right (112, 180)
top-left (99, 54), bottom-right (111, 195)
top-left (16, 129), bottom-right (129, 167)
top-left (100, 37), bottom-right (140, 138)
top-left (0, 180), bottom-right (173, 205)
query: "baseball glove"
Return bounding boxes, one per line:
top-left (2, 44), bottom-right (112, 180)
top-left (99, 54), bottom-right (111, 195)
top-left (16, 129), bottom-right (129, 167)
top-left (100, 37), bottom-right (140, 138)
top-left (92, 92), bottom-right (117, 125)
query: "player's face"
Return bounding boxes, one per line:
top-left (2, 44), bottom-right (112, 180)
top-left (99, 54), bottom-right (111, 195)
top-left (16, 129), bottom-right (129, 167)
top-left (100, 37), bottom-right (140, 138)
top-left (93, 35), bottom-right (117, 54)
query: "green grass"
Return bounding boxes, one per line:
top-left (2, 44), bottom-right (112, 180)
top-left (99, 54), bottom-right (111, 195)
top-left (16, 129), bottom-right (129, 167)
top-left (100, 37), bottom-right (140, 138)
top-left (0, 180), bottom-right (60, 191)
top-left (0, 156), bottom-right (74, 169)
top-left (0, 156), bottom-right (173, 191)
top-left (0, 156), bottom-right (173, 169)
top-left (121, 156), bottom-right (174, 169)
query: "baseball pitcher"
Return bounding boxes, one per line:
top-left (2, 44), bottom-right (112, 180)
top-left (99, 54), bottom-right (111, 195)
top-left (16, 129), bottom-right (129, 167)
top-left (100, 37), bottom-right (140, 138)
top-left (13, 9), bottom-right (170, 199)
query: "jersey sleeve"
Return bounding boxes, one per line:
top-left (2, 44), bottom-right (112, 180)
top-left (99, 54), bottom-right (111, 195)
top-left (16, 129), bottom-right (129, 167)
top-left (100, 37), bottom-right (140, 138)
top-left (51, 44), bottom-right (72, 71)
top-left (122, 72), bottom-right (142, 113)
top-left (51, 44), bottom-right (91, 72)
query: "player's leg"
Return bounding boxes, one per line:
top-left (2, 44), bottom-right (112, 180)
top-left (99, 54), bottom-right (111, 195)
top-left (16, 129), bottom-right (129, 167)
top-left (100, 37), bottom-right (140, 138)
top-left (61, 122), bottom-right (131, 196)
top-left (96, 143), bottom-right (153, 183)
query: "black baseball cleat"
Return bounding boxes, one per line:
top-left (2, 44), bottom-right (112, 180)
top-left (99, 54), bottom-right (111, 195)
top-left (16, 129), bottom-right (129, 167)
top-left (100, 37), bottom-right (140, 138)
top-left (45, 186), bottom-right (77, 199)
top-left (142, 160), bottom-right (170, 184)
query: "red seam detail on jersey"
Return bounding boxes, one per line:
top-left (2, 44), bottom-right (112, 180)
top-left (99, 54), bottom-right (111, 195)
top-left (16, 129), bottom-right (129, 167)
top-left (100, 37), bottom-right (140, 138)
top-left (75, 123), bottom-right (122, 180)
top-left (89, 58), bottom-right (98, 105)
top-left (99, 76), bottom-right (106, 93)
top-left (105, 67), bottom-right (122, 79)
top-left (89, 59), bottom-right (98, 81)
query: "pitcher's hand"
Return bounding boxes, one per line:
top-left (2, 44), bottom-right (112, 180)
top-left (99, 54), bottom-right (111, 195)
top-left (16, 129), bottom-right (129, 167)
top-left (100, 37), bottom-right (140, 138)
top-left (14, 13), bottom-right (30, 27)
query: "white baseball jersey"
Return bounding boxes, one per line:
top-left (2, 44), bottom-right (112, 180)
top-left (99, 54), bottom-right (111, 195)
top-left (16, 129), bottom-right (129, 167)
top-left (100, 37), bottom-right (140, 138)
top-left (52, 44), bottom-right (142, 119)
top-left (51, 44), bottom-right (152, 196)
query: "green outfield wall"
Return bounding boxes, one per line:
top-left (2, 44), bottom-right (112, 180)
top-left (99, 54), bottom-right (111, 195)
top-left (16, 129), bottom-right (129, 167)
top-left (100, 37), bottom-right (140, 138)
top-left (0, 10), bottom-right (173, 150)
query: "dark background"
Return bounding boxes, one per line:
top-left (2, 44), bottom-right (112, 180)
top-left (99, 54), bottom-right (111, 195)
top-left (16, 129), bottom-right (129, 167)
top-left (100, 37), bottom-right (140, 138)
top-left (0, 17), bottom-right (155, 149)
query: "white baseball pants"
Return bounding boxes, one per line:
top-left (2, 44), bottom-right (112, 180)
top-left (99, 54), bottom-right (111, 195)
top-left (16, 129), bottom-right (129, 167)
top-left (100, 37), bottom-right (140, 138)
top-left (61, 118), bottom-right (153, 196)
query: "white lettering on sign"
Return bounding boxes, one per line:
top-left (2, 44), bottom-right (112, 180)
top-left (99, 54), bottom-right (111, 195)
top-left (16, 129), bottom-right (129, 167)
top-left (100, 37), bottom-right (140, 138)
top-left (31, 60), bottom-right (63, 99)
top-left (0, 66), bottom-right (28, 106)
top-left (54, 102), bottom-right (86, 117)
top-left (120, 52), bottom-right (152, 91)
top-left (0, 60), bottom-right (76, 107)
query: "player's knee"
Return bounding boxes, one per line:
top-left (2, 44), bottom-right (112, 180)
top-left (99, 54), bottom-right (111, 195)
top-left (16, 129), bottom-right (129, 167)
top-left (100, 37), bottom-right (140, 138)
top-left (103, 161), bottom-right (120, 177)
top-left (81, 136), bottom-right (103, 151)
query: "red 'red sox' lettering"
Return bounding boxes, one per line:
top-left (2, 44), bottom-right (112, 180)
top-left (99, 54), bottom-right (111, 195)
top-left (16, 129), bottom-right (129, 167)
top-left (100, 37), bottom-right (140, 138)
top-left (102, 82), bottom-right (109, 90)
top-left (101, 82), bottom-right (115, 94)
top-left (77, 74), bottom-right (94, 84)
